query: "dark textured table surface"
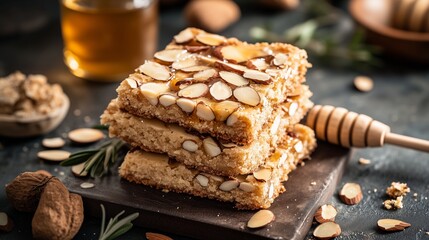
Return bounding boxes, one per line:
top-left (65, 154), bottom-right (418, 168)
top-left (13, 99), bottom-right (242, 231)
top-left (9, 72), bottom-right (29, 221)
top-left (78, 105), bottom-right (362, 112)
top-left (0, 1), bottom-right (428, 240)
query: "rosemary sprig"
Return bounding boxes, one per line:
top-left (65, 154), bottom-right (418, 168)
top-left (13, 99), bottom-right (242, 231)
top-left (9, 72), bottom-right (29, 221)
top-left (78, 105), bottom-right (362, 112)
top-left (60, 139), bottom-right (126, 178)
top-left (99, 204), bottom-right (139, 240)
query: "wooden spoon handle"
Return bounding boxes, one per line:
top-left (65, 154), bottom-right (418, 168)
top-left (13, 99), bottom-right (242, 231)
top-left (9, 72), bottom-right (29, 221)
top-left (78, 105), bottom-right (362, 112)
top-left (306, 105), bottom-right (429, 153)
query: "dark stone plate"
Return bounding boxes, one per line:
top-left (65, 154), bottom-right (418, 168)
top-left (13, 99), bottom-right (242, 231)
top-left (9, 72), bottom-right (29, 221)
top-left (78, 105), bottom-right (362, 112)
top-left (64, 142), bottom-right (350, 240)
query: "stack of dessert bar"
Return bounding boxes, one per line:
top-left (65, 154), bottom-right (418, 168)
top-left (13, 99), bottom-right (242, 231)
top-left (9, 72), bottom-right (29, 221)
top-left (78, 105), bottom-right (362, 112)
top-left (101, 28), bottom-right (316, 209)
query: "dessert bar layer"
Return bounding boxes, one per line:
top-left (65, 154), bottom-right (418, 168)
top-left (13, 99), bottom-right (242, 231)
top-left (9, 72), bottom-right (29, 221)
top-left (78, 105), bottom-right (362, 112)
top-left (102, 89), bottom-right (312, 176)
top-left (116, 27), bottom-right (310, 144)
top-left (119, 124), bottom-right (316, 210)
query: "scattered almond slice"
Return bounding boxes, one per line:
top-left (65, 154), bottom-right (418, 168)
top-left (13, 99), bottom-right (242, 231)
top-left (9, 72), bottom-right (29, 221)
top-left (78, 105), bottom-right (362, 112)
top-left (314, 204), bottom-right (337, 224)
top-left (246, 58), bottom-right (269, 70)
top-left (181, 65), bottom-right (211, 73)
top-left (80, 182), bottom-right (95, 189)
top-left (219, 180), bottom-right (239, 191)
top-left (68, 128), bottom-right (105, 144)
top-left (195, 33), bottom-right (226, 46)
top-left (212, 100), bottom-right (240, 121)
top-left (174, 28), bottom-right (194, 44)
top-left (37, 150), bottom-right (71, 162)
top-left (273, 53), bottom-right (288, 66)
top-left (219, 71), bottom-right (249, 86)
top-left (71, 163), bottom-right (88, 177)
top-left (354, 76), bottom-right (374, 92)
top-left (247, 210), bottom-right (275, 229)
top-left (358, 158), bottom-right (371, 165)
top-left (377, 219), bottom-right (411, 232)
top-left (339, 183), bottom-right (363, 205)
top-left (176, 98), bottom-right (196, 113)
top-left (210, 81), bottom-right (232, 101)
top-left (226, 112), bottom-right (239, 126)
top-left (253, 168), bottom-right (272, 181)
top-left (154, 49), bottom-right (188, 63)
top-left (172, 57), bottom-right (199, 70)
top-left (178, 83), bottom-right (209, 99)
top-left (182, 140), bottom-right (198, 152)
top-left (193, 68), bottom-right (217, 81)
top-left (313, 222), bottom-right (341, 240)
top-left (0, 212), bottom-right (14, 232)
top-left (243, 69), bottom-right (271, 84)
top-left (138, 61), bottom-right (171, 81)
top-left (159, 94), bottom-right (178, 107)
top-left (125, 78), bottom-right (139, 88)
top-left (196, 102), bottom-right (215, 121)
top-left (239, 182), bottom-right (256, 192)
top-left (233, 86), bottom-right (260, 106)
top-left (140, 82), bottom-right (170, 106)
top-left (42, 137), bottom-right (65, 148)
top-left (203, 137), bottom-right (222, 157)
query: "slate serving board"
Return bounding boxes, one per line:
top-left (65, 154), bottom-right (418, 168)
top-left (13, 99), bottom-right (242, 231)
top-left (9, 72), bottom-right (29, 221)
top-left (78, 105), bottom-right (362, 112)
top-left (63, 142), bottom-right (351, 240)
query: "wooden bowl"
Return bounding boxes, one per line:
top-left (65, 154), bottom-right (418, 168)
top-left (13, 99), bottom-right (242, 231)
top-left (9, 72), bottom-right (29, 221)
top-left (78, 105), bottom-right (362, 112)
top-left (0, 94), bottom-right (70, 138)
top-left (349, 0), bottom-right (429, 64)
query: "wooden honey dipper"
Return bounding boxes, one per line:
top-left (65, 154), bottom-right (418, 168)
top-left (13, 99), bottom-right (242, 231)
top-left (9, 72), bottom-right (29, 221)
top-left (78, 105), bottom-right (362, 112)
top-left (306, 105), bottom-right (429, 152)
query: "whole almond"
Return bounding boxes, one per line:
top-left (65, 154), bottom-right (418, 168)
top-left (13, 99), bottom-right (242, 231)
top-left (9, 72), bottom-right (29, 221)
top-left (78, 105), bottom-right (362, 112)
top-left (146, 232), bottom-right (173, 240)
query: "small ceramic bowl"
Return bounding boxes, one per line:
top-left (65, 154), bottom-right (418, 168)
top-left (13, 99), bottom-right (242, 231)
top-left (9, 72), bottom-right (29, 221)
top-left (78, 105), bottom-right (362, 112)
top-left (0, 94), bottom-right (70, 138)
top-left (349, 0), bottom-right (429, 64)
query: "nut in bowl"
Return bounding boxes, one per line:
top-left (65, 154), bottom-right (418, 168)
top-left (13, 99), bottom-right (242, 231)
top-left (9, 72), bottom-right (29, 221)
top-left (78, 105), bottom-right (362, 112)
top-left (0, 72), bottom-right (70, 137)
top-left (349, 0), bottom-right (429, 64)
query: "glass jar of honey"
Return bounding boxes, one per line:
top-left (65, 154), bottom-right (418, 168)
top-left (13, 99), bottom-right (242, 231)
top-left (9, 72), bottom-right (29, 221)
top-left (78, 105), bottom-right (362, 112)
top-left (60, 0), bottom-right (158, 81)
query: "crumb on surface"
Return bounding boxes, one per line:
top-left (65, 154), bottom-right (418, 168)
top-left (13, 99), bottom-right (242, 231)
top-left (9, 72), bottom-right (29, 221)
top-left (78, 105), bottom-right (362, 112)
top-left (386, 182), bottom-right (410, 198)
top-left (358, 157), bottom-right (371, 165)
top-left (383, 196), bottom-right (403, 210)
top-left (310, 181), bottom-right (316, 186)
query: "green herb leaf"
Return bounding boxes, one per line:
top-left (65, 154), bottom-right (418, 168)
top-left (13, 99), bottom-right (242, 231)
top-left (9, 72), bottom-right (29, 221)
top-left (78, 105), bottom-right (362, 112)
top-left (98, 204), bottom-right (139, 240)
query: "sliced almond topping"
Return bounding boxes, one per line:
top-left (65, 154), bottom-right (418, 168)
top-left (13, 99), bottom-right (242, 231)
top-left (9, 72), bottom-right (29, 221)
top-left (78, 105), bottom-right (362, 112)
top-left (68, 128), bottom-right (104, 144)
top-left (174, 28), bottom-right (194, 44)
top-left (203, 137), bottom-right (222, 157)
top-left (219, 71), bottom-right (249, 87)
top-left (159, 94), bottom-right (178, 107)
top-left (195, 174), bottom-right (209, 187)
top-left (37, 150), bottom-right (71, 162)
top-left (215, 61), bottom-right (249, 74)
top-left (193, 68), bottom-right (217, 81)
top-left (185, 45), bottom-right (211, 53)
top-left (339, 183), bottom-right (363, 205)
top-left (138, 61), bottom-right (171, 81)
top-left (178, 83), bottom-right (209, 99)
top-left (239, 182), bottom-right (256, 192)
top-left (313, 222), bottom-right (341, 240)
top-left (140, 82), bottom-right (170, 106)
top-left (270, 115), bottom-right (281, 135)
top-left (196, 102), bottom-right (215, 121)
top-left (294, 141), bottom-right (303, 153)
top-left (377, 219), bottom-right (411, 232)
top-left (217, 45), bottom-right (269, 63)
top-left (314, 204), bottom-right (338, 224)
top-left (154, 49), bottom-right (188, 63)
top-left (210, 81), bottom-right (232, 101)
top-left (146, 232), bottom-right (173, 240)
top-left (226, 112), bottom-right (239, 126)
top-left (247, 210), bottom-right (275, 229)
top-left (233, 86), bottom-right (260, 106)
top-left (181, 65), bottom-right (211, 73)
top-left (246, 58), bottom-right (269, 70)
top-left (273, 53), bottom-right (288, 66)
top-left (182, 140), bottom-right (198, 152)
top-left (195, 33), bottom-right (226, 46)
top-left (0, 212), bottom-right (14, 232)
top-left (243, 69), bottom-right (271, 84)
top-left (253, 168), bottom-right (272, 181)
top-left (288, 102), bottom-right (299, 117)
top-left (125, 78), bottom-right (139, 89)
top-left (42, 137), bottom-right (65, 148)
top-left (219, 180), bottom-right (239, 192)
top-left (172, 57), bottom-right (199, 70)
top-left (212, 100), bottom-right (240, 121)
top-left (354, 76), bottom-right (374, 92)
top-left (176, 98), bottom-right (196, 113)
top-left (71, 163), bottom-right (88, 177)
